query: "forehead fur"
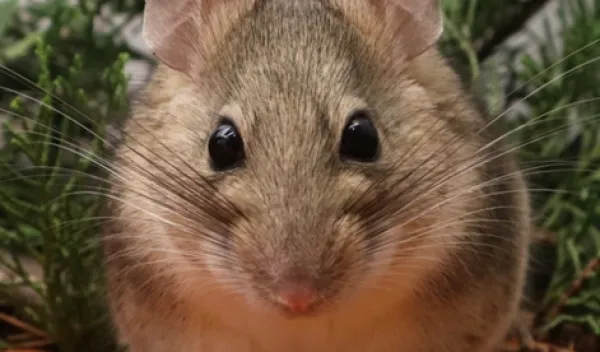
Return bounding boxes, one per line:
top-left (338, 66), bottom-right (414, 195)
top-left (196, 0), bottom-right (414, 155)
top-left (131, 0), bottom-right (473, 175)
top-left (212, 0), bottom-right (381, 102)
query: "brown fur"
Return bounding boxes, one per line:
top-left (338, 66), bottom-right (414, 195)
top-left (103, 1), bottom-right (531, 351)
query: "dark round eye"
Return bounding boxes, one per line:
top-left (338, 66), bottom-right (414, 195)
top-left (339, 111), bottom-right (380, 162)
top-left (208, 119), bottom-right (245, 170)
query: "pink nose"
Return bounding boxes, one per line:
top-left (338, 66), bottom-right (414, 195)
top-left (274, 280), bottom-right (318, 313)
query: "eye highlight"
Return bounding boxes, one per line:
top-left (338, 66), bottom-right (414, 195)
top-left (339, 110), bottom-right (380, 163)
top-left (208, 118), bottom-right (245, 171)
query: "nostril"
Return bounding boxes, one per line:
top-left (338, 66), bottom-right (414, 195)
top-left (273, 279), bottom-right (318, 313)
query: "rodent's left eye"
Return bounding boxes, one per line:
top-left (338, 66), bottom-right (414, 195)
top-left (339, 110), bottom-right (380, 163)
top-left (208, 118), bottom-right (245, 171)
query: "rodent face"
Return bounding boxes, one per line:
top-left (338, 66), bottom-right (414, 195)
top-left (119, 1), bottom-right (491, 317)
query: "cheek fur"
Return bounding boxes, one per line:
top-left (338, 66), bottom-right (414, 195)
top-left (363, 202), bottom-right (474, 294)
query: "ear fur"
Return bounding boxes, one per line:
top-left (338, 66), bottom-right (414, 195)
top-left (333, 0), bottom-right (444, 59)
top-left (143, 0), bottom-right (198, 74)
top-left (144, 0), bottom-right (442, 75)
top-left (142, 0), bottom-right (254, 76)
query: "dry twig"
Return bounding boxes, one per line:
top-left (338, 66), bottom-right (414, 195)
top-left (0, 313), bottom-right (48, 339)
top-left (544, 258), bottom-right (600, 322)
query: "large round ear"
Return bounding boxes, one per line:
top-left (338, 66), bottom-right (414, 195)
top-left (389, 0), bottom-right (443, 58)
top-left (143, 0), bottom-right (199, 74)
top-left (142, 0), bottom-right (254, 76)
top-left (334, 0), bottom-right (443, 59)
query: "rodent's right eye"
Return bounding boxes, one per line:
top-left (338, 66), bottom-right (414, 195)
top-left (339, 110), bottom-right (380, 163)
top-left (208, 118), bottom-right (245, 171)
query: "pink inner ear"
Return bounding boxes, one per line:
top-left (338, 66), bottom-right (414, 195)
top-left (393, 0), bottom-right (435, 14)
top-left (143, 0), bottom-right (202, 75)
top-left (386, 0), bottom-right (444, 59)
top-left (337, 0), bottom-right (443, 60)
top-left (142, 0), bottom-right (255, 77)
top-left (143, 0), bottom-right (194, 47)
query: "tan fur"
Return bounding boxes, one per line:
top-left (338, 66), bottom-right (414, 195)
top-left (103, 0), bottom-right (531, 351)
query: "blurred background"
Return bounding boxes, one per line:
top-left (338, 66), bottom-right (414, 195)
top-left (0, 0), bottom-right (599, 351)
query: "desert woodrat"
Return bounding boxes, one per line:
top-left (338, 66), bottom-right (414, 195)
top-left (102, 0), bottom-right (531, 351)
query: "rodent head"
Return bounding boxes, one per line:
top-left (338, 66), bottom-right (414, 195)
top-left (115, 0), bottom-right (504, 317)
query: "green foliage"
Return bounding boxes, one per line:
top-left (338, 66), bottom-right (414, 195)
top-left (0, 0), bottom-right (598, 350)
top-left (0, 40), bottom-right (129, 351)
top-left (0, 1), bottom-right (132, 351)
top-left (440, 0), bottom-right (485, 80)
top-left (510, 0), bottom-right (600, 335)
top-left (0, 0), bottom-right (145, 101)
top-left (0, 1), bottom-right (19, 42)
